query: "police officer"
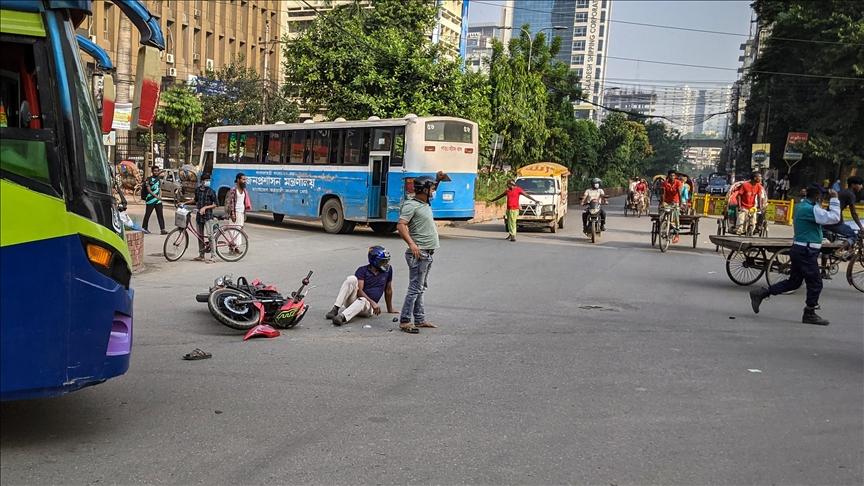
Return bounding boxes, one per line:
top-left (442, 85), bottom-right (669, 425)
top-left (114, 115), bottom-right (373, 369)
top-left (749, 184), bottom-right (841, 325)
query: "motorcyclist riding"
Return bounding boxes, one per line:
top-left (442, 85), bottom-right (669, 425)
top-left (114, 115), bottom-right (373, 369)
top-left (582, 178), bottom-right (607, 232)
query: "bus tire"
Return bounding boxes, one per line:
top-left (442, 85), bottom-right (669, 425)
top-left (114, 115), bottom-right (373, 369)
top-left (273, 213), bottom-right (285, 224)
top-left (370, 222), bottom-right (397, 234)
top-left (321, 198), bottom-right (348, 234)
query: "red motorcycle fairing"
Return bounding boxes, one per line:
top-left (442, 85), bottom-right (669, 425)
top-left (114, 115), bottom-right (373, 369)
top-left (253, 302), bottom-right (266, 324)
top-left (243, 324), bottom-right (280, 341)
top-left (274, 301), bottom-right (305, 327)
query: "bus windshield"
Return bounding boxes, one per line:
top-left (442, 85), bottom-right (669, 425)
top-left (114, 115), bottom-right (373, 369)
top-left (517, 178), bottom-right (556, 195)
top-left (424, 120), bottom-right (472, 143)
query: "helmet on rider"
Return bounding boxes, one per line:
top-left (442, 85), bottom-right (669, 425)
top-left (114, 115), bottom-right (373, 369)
top-left (591, 178), bottom-right (602, 189)
top-left (413, 176), bottom-right (436, 193)
top-left (368, 245), bottom-right (391, 272)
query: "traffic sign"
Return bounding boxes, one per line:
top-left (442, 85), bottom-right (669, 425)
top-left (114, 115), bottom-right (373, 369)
top-left (783, 132), bottom-right (808, 161)
top-left (751, 143), bottom-right (770, 169)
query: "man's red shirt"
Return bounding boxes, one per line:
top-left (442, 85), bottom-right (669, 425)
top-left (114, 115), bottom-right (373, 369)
top-left (662, 179), bottom-right (683, 204)
top-left (506, 186), bottom-right (525, 210)
top-left (738, 181), bottom-right (763, 209)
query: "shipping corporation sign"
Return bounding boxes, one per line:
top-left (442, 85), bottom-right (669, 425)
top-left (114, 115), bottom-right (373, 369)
top-left (581, 0), bottom-right (603, 104)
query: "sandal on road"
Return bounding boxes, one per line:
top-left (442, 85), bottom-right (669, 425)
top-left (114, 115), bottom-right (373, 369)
top-left (399, 323), bottom-right (419, 334)
top-left (183, 348), bottom-right (212, 360)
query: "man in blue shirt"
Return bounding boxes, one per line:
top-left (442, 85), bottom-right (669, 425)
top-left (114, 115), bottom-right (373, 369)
top-left (327, 246), bottom-right (396, 326)
top-left (750, 185), bottom-right (841, 325)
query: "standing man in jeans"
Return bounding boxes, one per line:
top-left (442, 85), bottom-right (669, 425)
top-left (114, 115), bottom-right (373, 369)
top-left (396, 172), bottom-right (449, 334)
top-left (142, 166), bottom-right (168, 235)
top-left (193, 173), bottom-right (218, 262)
top-left (749, 185), bottom-right (840, 325)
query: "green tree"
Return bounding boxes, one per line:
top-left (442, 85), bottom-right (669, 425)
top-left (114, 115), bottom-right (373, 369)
top-left (736, 0), bottom-right (864, 180)
top-left (199, 57), bottom-right (299, 127)
top-left (643, 121), bottom-right (686, 176)
top-left (282, 0), bottom-right (486, 124)
top-left (594, 113), bottom-right (652, 187)
top-left (156, 85), bottom-right (203, 165)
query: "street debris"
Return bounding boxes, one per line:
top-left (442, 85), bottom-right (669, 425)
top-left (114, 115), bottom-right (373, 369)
top-left (182, 348), bottom-right (212, 361)
top-left (243, 324), bottom-right (281, 341)
top-left (363, 325), bottom-right (372, 329)
top-left (747, 369), bottom-right (763, 373)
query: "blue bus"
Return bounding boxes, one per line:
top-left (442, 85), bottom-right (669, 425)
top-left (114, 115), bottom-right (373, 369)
top-left (0, 0), bottom-right (164, 400)
top-left (199, 116), bottom-right (479, 234)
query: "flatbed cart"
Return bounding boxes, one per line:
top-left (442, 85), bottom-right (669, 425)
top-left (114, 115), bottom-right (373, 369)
top-left (708, 235), bottom-right (862, 292)
top-left (650, 212), bottom-right (702, 251)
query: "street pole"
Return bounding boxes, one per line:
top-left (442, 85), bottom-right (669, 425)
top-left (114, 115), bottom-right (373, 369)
top-left (262, 20), bottom-right (270, 125)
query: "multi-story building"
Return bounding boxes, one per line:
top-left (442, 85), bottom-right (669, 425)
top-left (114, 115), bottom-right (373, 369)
top-left (648, 85), bottom-right (732, 137)
top-left (602, 89), bottom-right (657, 118)
top-left (78, 0), bottom-right (283, 92)
top-left (465, 23), bottom-right (507, 72)
top-left (507, 0), bottom-right (613, 120)
top-left (281, 0), bottom-right (467, 58)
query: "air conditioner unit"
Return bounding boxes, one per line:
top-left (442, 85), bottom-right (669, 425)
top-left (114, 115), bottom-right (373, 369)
top-left (192, 53), bottom-right (200, 61)
top-left (89, 34), bottom-right (97, 43)
top-left (205, 59), bottom-right (215, 71)
top-left (168, 67), bottom-right (177, 77)
top-left (166, 53), bottom-right (175, 64)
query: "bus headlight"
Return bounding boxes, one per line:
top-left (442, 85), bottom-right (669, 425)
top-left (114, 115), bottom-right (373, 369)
top-left (441, 192), bottom-right (454, 202)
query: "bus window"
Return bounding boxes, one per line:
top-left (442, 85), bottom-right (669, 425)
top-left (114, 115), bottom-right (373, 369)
top-left (289, 130), bottom-right (308, 164)
top-left (280, 131), bottom-right (290, 162)
top-left (329, 129), bottom-right (343, 165)
top-left (216, 132), bottom-right (230, 163)
top-left (312, 129), bottom-right (330, 164)
top-left (266, 131), bottom-right (282, 164)
top-left (227, 133), bottom-right (239, 162)
top-left (0, 39), bottom-right (59, 193)
top-left (391, 127), bottom-right (405, 166)
top-left (425, 120), bottom-right (472, 143)
top-left (343, 129), bottom-right (363, 165)
top-left (240, 132), bottom-right (259, 164)
top-left (372, 128), bottom-right (392, 152)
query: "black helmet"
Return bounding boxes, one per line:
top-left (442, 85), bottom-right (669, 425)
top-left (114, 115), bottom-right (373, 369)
top-left (413, 176), bottom-right (435, 193)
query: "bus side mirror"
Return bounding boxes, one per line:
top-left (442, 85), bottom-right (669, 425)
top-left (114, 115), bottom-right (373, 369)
top-left (101, 73), bottom-right (115, 133)
top-left (132, 45), bottom-right (161, 129)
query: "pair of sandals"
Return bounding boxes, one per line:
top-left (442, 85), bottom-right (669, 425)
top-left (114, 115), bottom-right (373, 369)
top-left (182, 348), bottom-right (212, 360)
top-left (399, 322), bottom-right (437, 334)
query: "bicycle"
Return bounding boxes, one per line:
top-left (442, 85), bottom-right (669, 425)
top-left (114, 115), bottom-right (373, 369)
top-left (656, 203), bottom-right (679, 253)
top-left (163, 205), bottom-right (249, 262)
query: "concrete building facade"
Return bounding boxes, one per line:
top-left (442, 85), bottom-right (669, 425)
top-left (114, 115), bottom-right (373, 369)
top-left (465, 23), bottom-right (507, 72)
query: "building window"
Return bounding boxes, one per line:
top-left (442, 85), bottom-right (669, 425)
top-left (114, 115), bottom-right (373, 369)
top-left (600, 25), bottom-right (605, 36)
top-left (573, 26), bottom-right (586, 37)
top-left (601, 11), bottom-right (606, 22)
top-left (598, 40), bottom-right (604, 51)
top-left (575, 12), bottom-right (588, 23)
top-left (597, 54), bottom-right (602, 65)
top-left (572, 54), bottom-right (584, 65)
top-left (574, 68), bottom-right (584, 79)
top-left (596, 67), bottom-right (602, 79)
top-left (577, 0), bottom-right (589, 7)
top-left (572, 40), bottom-right (585, 52)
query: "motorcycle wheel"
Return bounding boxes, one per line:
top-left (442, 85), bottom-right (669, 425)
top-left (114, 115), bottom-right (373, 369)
top-left (590, 222), bottom-right (597, 243)
top-left (207, 288), bottom-right (260, 330)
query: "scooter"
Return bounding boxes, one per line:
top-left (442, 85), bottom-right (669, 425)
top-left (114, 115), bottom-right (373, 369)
top-left (196, 271), bottom-right (313, 331)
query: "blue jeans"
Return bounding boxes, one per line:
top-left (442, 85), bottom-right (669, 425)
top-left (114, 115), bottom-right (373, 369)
top-left (767, 245), bottom-right (822, 308)
top-left (400, 250), bottom-right (433, 324)
top-left (823, 222), bottom-right (858, 245)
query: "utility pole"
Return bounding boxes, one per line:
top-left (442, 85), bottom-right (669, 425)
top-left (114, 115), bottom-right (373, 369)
top-left (262, 19), bottom-right (270, 125)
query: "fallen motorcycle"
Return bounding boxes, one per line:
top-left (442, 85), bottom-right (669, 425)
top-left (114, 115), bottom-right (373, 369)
top-left (196, 271), bottom-right (313, 331)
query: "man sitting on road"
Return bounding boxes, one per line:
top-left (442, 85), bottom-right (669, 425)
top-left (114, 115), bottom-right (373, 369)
top-left (326, 246), bottom-right (396, 326)
top-left (490, 179), bottom-right (541, 242)
top-left (734, 171), bottom-right (766, 235)
top-left (581, 178), bottom-right (607, 232)
top-left (661, 170), bottom-right (683, 243)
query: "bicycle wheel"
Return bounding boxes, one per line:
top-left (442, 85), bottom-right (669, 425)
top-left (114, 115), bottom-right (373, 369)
top-left (214, 226), bottom-right (249, 262)
top-left (659, 218), bottom-right (671, 253)
top-left (846, 254), bottom-right (864, 292)
top-left (651, 220), bottom-right (658, 247)
top-left (725, 248), bottom-right (766, 286)
top-left (163, 228), bottom-right (189, 261)
top-left (765, 248), bottom-right (791, 286)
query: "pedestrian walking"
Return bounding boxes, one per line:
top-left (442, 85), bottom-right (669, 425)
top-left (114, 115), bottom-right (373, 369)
top-left (749, 185), bottom-right (841, 325)
top-left (142, 166), bottom-right (168, 234)
top-left (778, 174), bottom-right (790, 200)
top-left (490, 179), bottom-right (540, 242)
top-left (225, 173), bottom-right (252, 253)
top-left (395, 172), bottom-right (449, 334)
top-left (734, 171), bottom-right (765, 235)
top-left (193, 173), bottom-right (218, 263)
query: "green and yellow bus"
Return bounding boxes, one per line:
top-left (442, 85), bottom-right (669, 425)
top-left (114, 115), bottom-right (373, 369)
top-left (0, 0), bottom-right (164, 400)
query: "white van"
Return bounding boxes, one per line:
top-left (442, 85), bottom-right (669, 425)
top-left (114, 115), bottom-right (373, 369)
top-left (514, 162), bottom-right (570, 233)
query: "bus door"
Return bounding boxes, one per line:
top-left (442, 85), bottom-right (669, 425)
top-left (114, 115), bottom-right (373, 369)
top-left (368, 127), bottom-right (393, 219)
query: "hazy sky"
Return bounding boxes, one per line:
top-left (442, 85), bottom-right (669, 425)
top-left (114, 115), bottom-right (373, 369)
top-left (468, 0), bottom-right (754, 88)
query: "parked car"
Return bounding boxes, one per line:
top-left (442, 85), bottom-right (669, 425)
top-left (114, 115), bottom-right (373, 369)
top-left (160, 169), bottom-right (180, 201)
top-left (706, 176), bottom-right (730, 195)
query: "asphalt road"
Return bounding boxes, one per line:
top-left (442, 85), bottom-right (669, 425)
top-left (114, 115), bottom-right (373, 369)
top-left (2, 199), bottom-right (862, 485)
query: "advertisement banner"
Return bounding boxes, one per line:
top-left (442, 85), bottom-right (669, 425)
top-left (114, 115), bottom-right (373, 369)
top-left (111, 103), bottom-right (132, 131)
top-left (783, 132), bottom-right (808, 161)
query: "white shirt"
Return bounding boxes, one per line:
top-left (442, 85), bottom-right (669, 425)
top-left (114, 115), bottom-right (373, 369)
top-left (583, 188), bottom-right (605, 202)
top-left (235, 190), bottom-right (246, 215)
